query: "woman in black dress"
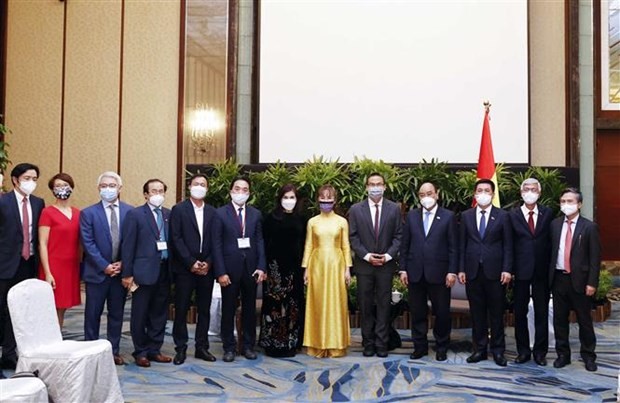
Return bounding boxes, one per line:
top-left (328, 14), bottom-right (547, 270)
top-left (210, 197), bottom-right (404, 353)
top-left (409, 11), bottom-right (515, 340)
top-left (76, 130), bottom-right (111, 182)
top-left (259, 184), bottom-right (306, 357)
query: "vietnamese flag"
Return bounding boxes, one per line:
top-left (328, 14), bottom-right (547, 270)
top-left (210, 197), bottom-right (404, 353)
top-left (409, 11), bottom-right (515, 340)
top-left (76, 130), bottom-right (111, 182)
top-left (474, 102), bottom-right (501, 207)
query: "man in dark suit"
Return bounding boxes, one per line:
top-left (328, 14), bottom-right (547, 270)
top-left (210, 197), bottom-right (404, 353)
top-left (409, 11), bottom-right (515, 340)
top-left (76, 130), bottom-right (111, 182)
top-left (0, 163), bottom-right (45, 373)
top-left (80, 171), bottom-right (132, 365)
top-left (509, 177), bottom-right (553, 366)
top-left (169, 173), bottom-right (217, 365)
top-left (458, 178), bottom-right (512, 367)
top-left (349, 172), bottom-right (402, 358)
top-left (399, 182), bottom-right (457, 361)
top-left (121, 179), bottom-right (172, 367)
top-left (548, 188), bottom-right (600, 372)
top-left (213, 177), bottom-right (266, 363)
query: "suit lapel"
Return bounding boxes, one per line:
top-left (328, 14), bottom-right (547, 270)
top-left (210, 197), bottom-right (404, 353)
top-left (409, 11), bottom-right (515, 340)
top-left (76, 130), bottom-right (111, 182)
top-left (143, 204), bottom-right (159, 238)
top-left (8, 191), bottom-right (22, 230)
top-left (96, 202), bottom-right (112, 243)
top-left (483, 207), bottom-right (499, 238)
top-left (426, 208), bottom-right (441, 238)
top-left (571, 218), bottom-right (585, 250)
top-left (416, 208), bottom-right (426, 237)
top-left (185, 200), bottom-right (200, 235)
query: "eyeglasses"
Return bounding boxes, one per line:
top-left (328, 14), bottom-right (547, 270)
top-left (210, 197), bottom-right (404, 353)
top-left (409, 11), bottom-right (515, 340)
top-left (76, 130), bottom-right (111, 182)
top-left (99, 183), bottom-right (119, 189)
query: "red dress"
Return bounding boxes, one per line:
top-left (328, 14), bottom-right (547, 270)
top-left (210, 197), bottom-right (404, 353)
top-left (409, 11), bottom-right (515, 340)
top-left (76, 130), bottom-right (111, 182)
top-left (38, 206), bottom-right (81, 308)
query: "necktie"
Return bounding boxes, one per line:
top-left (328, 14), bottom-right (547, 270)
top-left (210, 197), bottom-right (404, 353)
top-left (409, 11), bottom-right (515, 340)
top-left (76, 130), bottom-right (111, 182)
top-left (373, 204), bottom-right (380, 241)
top-left (21, 197), bottom-right (30, 260)
top-left (424, 211), bottom-right (431, 236)
top-left (238, 207), bottom-right (244, 236)
top-left (155, 208), bottom-right (168, 260)
top-left (479, 210), bottom-right (486, 238)
top-left (109, 205), bottom-right (120, 261)
top-left (528, 211), bottom-right (535, 235)
top-left (563, 220), bottom-right (572, 273)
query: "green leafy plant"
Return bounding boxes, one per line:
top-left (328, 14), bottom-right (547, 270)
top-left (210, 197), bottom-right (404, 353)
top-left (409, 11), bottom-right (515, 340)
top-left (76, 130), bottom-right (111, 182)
top-left (248, 161), bottom-right (294, 213)
top-left (595, 268), bottom-right (613, 302)
top-left (0, 122), bottom-right (10, 174)
top-left (292, 156), bottom-right (350, 215)
top-left (347, 276), bottom-right (358, 311)
top-left (204, 159), bottom-right (241, 208)
top-left (404, 159), bottom-right (458, 209)
top-left (345, 156), bottom-right (406, 207)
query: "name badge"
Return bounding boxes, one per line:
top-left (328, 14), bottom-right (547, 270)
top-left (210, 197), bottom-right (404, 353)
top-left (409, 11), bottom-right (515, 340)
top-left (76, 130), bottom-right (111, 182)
top-left (157, 241), bottom-right (168, 251)
top-left (237, 237), bottom-right (251, 249)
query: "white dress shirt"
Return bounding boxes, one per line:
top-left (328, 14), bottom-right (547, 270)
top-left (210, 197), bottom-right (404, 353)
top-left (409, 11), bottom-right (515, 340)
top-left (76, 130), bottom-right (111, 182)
top-left (15, 192), bottom-right (34, 256)
top-left (520, 204), bottom-right (539, 228)
top-left (556, 215), bottom-right (579, 271)
top-left (191, 199), bottom-right (204, 252)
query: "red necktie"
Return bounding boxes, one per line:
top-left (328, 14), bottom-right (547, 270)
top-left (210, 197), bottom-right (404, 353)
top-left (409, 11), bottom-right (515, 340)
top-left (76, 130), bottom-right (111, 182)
top-left (563, 220), bottom-right (572, 273)
top-left (528, 211), bottom-right (535, 235)
top-left (21, 197), bottom-right (30, 260)
top-left (374, 204), bottom-right (380, 241)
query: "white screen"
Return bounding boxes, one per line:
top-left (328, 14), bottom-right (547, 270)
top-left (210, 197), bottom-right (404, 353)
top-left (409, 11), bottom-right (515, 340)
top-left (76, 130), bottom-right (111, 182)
top-left (258, 0), bottom-right (529, 164)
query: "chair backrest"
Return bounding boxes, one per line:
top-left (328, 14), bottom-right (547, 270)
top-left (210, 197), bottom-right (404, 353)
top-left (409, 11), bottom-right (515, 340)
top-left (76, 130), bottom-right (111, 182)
top-left (451, 280), bottom-right (467, 300)
top-left (7, 279), bottom-right (63, 353)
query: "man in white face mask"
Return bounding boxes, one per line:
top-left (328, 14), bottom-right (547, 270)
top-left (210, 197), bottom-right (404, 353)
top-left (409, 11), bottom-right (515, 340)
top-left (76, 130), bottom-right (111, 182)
top-left (508, 178), bottom-right (553, 366)
top-left (548, 188), bottom-right (600, 372)
top-left (80, 171), bottom-right (133, 366)
top-left (121, 179), bottom-right (173, 367)
top-left (0, 163), bottom-right (45, 375)
top-left (458, 179), bottom-right (513, 367)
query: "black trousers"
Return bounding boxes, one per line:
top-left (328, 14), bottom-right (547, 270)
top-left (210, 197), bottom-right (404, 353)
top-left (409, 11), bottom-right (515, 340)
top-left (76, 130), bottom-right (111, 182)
top-left (172, 270), bottom-right (214, 351)
top-left (356, 267), bottom-right (392, 350)
top-left (408, 278), bottom-right (451, 352)
top-left (552, 272), bottom-right (596, 361)
top-left (513, 276), bottom-right (549, 357)
top-left (0, 258), bottom-right (36, 361)
top-left (221, 270), bottom-right (257, 354)
top-left (466, 271), bottom-right (506, 355)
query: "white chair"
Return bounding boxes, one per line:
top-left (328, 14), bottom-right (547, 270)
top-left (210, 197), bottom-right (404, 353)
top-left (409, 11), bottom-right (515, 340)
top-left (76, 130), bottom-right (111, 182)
top-left (7, 279), bottom-right (123, 403)
top-left (527, 297), bottom-right (555, 348)
top-left (0, 377), bottom-right (48, 402)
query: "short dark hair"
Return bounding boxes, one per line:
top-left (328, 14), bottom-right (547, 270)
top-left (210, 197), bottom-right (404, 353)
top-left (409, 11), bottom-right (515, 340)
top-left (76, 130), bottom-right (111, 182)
top-left (560, 187), bottom-right (583, 203)
top-left (48, 173), bottom-right (75, 190)
top-left (11, 163), bottom-right (40, 180)
top-left (188, 173), bottom-right (209, 186)
top-left (366, 172), bottom-right (385, 185)
top-left (474, 178), bottom-right (495, 193)
top-left (230, 176), bottom-right (251, 190)
top-left (142, 179), bottom-right (167, 194)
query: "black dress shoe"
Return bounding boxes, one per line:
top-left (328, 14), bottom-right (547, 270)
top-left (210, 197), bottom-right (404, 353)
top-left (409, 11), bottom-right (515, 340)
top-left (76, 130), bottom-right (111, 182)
top-left (514, 353), bottom-right (531, 364)
top-left (436, 351), bottom-right (447, 361)
top-left (376, 350), bottom-right (388, 358)
top-left (223, 351), bottom-right (235, 362)
top-left (493, 353), bottom-right (507, 367)
top-left (584, 360), bottom-right (597, 372)
top-left (466, 352), bottom-right (487, 363)
top-left (195, 347), bottom-right (216, 362)
top-left (173, 349), bottom-right (187, 365)
top-left (533, 355), bottom-right (547, 366)
top-left (409, 349), bottom-right (428, 360)
top-left (553, 355), bottom-right (571, 368)
top-left (1, 357), bottom-right (17, 370)
top-left (243, 349), bottom-right (258, 360)
top-left (363, 346), bottom-right (376, 357)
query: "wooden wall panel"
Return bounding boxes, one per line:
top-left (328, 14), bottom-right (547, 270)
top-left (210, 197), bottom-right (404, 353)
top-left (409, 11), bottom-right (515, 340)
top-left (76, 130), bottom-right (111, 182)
top-left (595, 130), bottom-right (620, 260)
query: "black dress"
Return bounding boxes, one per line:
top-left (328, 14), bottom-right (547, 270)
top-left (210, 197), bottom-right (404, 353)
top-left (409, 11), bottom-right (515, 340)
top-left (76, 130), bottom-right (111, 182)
top-left (258, 211), bottom-right (306, 357)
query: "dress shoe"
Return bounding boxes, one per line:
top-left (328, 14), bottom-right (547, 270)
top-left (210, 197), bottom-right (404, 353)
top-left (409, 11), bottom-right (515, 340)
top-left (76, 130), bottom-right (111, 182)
top-left (362, 346), bottom-right (376, 357)
top-left (533, 355), bottom-right (547, 366)
top-left (514, 353), bottom-right (531, 364)
top-left (148, 353), bottom-right (172, 363)
top-left (173, 349), bottom-right (186, 365)
top-left (195, 347), bottom-right (216, 362)
top-left (223, 351), bottom-right (235, 362)
top-left (553, 355), bottom-right (571, 368)
top-left (584, 360), bottom-right (597, 372)
top-left (243, 349), bottom-right (258, 360)
top-left (436, 351), bottom-right (447, 362)
top-left (135, 357), bottom-right (151, 367)
top-left (466, 352), bottom-right (487, 363)
top-left (113, 355), bottom-right (125, 366)
top-left (493, 353), bottom-right (507, 367)
top-left (376, 349), bottom-right (388, 358)
top-left (1, 357), bottom-right (17, 370)
top-left (409, 349), bottom-right (428, 360)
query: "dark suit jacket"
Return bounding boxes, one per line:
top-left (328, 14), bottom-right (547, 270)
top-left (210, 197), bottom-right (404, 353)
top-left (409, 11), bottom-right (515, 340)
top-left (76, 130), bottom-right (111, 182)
top-left (509, 204), bottom-right (553, 281)
top-left (80, 200), bottom-right (132, 284)
top-left (348, 198), bottom-right (402, 275)
top-left (212, 203), bottom-right (266, 282)
top-left (169, 199), bottom-right (216, 274)
top-left (548, 215), bottom-right (601, 293)
top-left (459, 206), bottom-right (513, 280)
top-left (0, 190), bottom-right (45, 279)
top-left (400, 206), bottom-right (458, 284)
top-left (121, 203), bottom-right (171, 286)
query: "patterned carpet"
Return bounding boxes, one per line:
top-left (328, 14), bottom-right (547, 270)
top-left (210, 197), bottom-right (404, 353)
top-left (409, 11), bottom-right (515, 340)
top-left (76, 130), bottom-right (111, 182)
top-left (7, 296), bottom-right (620, 402)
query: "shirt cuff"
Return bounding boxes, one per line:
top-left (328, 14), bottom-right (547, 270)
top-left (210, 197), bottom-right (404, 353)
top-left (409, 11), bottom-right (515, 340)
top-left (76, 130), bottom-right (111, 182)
top-left (364, 253), bottom-right (372, 262)
top-left (384, 254), bottom-right (392, 262)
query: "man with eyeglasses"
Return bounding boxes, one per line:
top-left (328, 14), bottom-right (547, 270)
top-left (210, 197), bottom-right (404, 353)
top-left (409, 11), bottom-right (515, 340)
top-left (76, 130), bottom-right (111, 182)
top-left (80, 172), bottom-right (133, 365)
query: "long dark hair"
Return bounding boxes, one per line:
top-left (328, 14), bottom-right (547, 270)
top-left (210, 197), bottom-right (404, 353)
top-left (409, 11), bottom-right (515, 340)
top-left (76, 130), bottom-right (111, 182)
top-left (273, 183), bottom-right (301, 219)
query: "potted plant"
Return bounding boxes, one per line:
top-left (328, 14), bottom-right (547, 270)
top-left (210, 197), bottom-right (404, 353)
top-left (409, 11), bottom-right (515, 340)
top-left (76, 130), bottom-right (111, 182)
top-left (593, 268), bottom-right (613, 322)
top-left (0, 121), bottom-right (10, 191)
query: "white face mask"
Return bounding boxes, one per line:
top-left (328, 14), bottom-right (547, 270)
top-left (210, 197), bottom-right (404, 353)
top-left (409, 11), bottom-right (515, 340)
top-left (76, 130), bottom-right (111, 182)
top-left (521, 191), bottom-right (539, 205)
top-left (19, 180), bottom-right (37, 195)
top-left (149, 194), bottom-right (165, 207)
top-left (231, 192), bottom-right (249, 205)
top-left (190, 186), bottom-right (207, 200)
top-left (475, 193), bottom-right (492, 207)
top-left (281, 198), bottom-right (297, 211)
top-left (420, 196), bottom-right (436, 210)
top-left (560, 203), bottom-right (579, 217)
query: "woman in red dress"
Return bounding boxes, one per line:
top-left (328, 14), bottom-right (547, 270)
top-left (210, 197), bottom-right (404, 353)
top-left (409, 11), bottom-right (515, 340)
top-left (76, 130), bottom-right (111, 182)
top-left (38, 172), bottom-right (81, 329)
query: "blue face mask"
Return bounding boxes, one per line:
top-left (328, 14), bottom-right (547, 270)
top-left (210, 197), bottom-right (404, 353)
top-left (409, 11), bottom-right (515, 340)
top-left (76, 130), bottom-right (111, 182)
top-left (100, 187), bottom-right (118, 202)
top-left (368, 186), bottom-right (384, 199)
top-left (319, 202), bottom-right (334, 213)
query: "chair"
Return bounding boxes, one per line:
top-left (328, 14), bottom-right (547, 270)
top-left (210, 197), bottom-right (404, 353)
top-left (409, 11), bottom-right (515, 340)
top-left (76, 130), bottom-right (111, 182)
top-left (450, 280), bottom-right (471, 328)
top-left (7, 279), bottom-right (123, 403)
top-left (0, 377), bottom-right (48, 402)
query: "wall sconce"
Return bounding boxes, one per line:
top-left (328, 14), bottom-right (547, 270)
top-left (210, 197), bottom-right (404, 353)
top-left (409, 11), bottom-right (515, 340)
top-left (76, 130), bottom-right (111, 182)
top-left (190, 104), bottom-right (220, 154)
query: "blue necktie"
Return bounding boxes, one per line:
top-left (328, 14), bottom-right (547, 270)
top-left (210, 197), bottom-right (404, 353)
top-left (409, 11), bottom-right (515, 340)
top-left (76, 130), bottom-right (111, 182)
top-left (479, 210), bottom-right (486, 239)
top-left (155, 208), bottom-right (168, 259)
top-left (423, 211), bottom-right (431, 236)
